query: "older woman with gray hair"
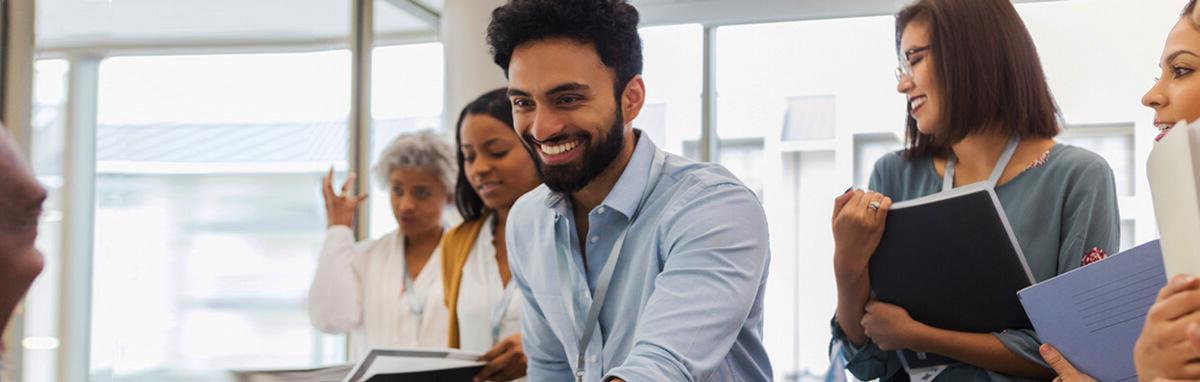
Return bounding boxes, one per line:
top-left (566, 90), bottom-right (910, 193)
top-left (308, 130), bottom-right (457, 359)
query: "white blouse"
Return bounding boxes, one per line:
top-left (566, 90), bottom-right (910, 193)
top-left (308, 226), bottom-right (449, 360)
top-left (455, 216), bottom-right (524, 353)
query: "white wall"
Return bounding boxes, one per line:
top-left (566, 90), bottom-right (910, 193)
top-left (440, 0), bottom-right (507, 131)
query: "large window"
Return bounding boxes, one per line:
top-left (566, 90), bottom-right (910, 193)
top-left (89, 52), bottom-right (351, 381)
top-left (24, 1), bottom-right (442, 381)
top-left (25, 59), bottom-right (70, 382)
top-left (368, 42), bottom-right (446, 238)
top-left (637, 24), bottom-right (704, 159)
top-left (715, 15), bottom-right (901, 380)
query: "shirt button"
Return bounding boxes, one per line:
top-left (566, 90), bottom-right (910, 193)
top-left (590, 236), bottom-right (599, 243)
top-left (590, 355), bottom-right (599, 363)
top-left (597, 207), bottom-right (606, 214)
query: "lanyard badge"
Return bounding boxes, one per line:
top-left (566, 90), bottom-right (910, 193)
top-left (552, 149), bottom-right (666, 382)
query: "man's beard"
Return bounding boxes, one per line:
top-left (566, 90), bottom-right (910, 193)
top-left (525, 108), bottom-right (626, 194)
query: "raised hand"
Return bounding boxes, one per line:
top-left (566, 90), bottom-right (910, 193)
top-left (321, 167), bottom-right (369, 228)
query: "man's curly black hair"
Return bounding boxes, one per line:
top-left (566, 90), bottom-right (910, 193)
top-left (487, 0), bottom-right (643, 96)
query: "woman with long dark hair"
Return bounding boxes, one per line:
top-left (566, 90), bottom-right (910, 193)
top-left (441, 88), bottom-right (541, 382)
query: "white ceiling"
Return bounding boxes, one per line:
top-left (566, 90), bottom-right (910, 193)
top-left (35, 0), bottom-right (1061, 54)
top-left (36, 0), bottom-right (434, 53)
top-left (629, 0), bottom-right (1064, 27)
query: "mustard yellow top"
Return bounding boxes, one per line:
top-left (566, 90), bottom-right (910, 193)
top-left (440, 212), bottom-right (490, 349)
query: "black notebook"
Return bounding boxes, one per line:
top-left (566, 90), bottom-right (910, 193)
top-left (868, 182), bottom-right (1036, 369)
top-left (362, 366), bottom-right (485, 382)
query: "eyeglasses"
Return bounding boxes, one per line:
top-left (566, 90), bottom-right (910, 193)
top-left (895, 46), bottom-right (931, 82)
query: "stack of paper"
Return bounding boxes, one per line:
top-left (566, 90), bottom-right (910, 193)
top-left (1149, 120), bottom-right (1200, 278)
top-left (342, 347), bottom-right (485, 382)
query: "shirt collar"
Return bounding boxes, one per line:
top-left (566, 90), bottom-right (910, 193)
top-left (544, 129), bottom-right (658, 219)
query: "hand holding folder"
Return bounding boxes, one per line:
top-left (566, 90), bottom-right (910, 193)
top-left (1025, 242), bottom-right (1200, 382)
top-left (1018, 240), bottom-right (1164, 382)
top-left (868, 182), bottom-right (1035, 369)
top-left (1132, 274), bottom-right (1200, 382)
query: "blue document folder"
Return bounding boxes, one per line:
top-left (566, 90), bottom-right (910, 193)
top-left (1017, 240), bottom-right (1164, 382)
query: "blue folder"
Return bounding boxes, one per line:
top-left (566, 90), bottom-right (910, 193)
top-left (1017, 240), bottom-right (1164, 382)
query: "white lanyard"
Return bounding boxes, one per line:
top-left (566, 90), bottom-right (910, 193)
top-left (913, 134), bottom-right (1017, 380)
top-left (826, 341), bottom-right (847, 382)
top-left (555, 222), bottom-right (634, 382)
top-left (398, 239), bottom-right (427, 317)
top-left (491, 279), bottom-right (516, 343)
top-left (553, 149), bottom-right (665, 382)
top-left (488, 215), bottom-right (517, 343)
top-left (942, 135), bottom-right (1020, 192)
top-left (401, 270), bottom-right (425, 316)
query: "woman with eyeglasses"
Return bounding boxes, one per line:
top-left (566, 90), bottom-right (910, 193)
top-left (829, 0), bottom-right (1120, 380)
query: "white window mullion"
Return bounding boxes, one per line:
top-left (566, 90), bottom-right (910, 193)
top-left (59, 54), bottom-right (100, 382)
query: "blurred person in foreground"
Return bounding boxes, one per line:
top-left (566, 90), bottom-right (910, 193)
top-left (0, 125), bottom-right (46, 364)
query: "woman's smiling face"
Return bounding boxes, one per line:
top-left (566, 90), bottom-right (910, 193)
top-left (1144, 16), bottom-right (1200, 141)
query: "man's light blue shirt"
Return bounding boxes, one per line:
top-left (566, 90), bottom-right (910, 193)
top-left (506, 131), bottom-right (773, 381)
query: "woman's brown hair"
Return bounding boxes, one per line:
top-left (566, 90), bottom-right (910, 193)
top-left (895, 0), bottom-right (1060, 159)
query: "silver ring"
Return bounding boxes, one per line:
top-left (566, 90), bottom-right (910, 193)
top-left (868, 201), bottom-right (881, 210)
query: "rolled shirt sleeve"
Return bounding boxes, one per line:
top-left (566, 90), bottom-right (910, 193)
top-left (830, 316), bottom-right (903, 381)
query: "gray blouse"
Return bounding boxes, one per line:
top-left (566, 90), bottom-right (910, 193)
top-left (831, 144), bottom-right (1121, 382)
